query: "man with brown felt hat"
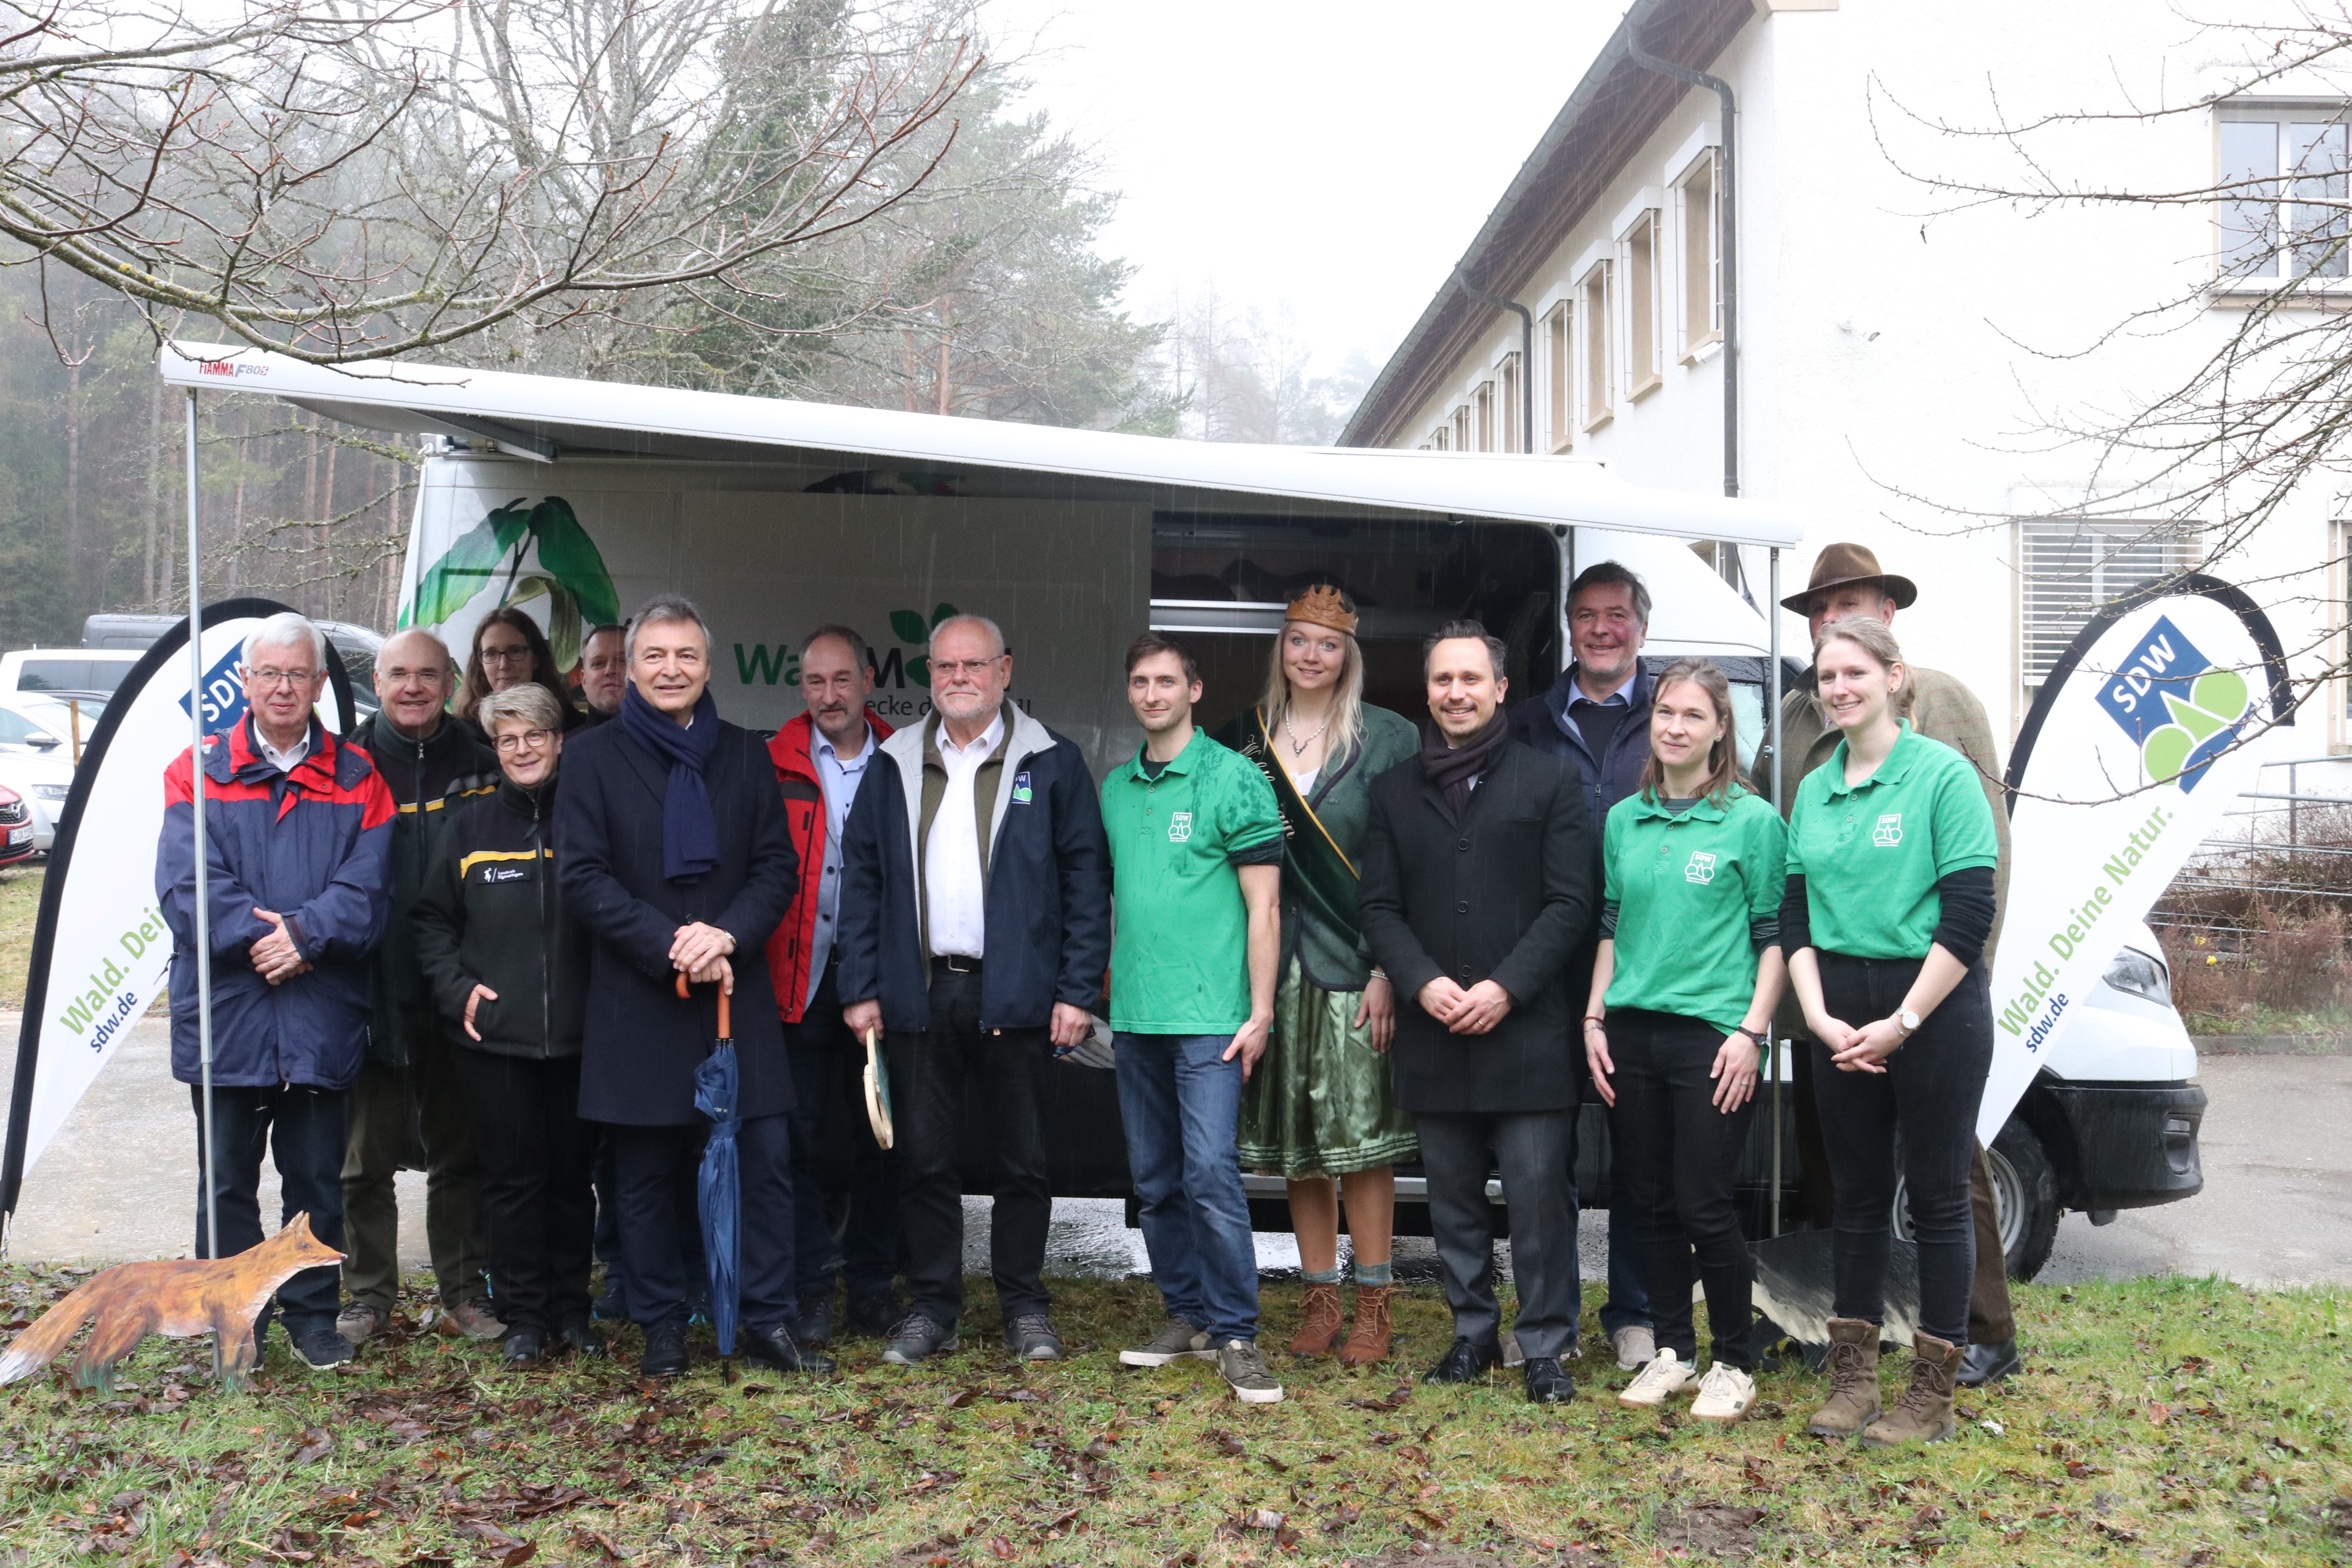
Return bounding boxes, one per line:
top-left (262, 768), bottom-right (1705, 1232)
top-left (1771, 541), bottom-right (2020, 1389)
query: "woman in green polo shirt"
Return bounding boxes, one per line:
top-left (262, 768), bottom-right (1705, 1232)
top-left (1584, 657), bottom-right (1784, 1424)
top-left (1782, 615), bottom-right (1998, 1449)
top-left (1217, 586), bottom-right (1420, 1367)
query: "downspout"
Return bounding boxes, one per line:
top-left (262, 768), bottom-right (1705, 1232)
top-left (1626, 32), bottom-right (1737, 499)
top-left (1453, 271), bottom-right (1534, 455)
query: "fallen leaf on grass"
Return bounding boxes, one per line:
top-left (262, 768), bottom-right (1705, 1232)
top-left (289, 1428), bottom-right (334, 1466)
top-left (989, 1535), bottom-right (1016, 1559)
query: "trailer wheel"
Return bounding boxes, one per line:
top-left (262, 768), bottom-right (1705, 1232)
top-left (1889, 1119), bottom-right (2060, 1283)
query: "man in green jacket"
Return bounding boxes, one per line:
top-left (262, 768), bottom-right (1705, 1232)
top-left (340, 628), bottom-right (504, 1345)
top-left (1772, 543), bottom-right (2019, 1388)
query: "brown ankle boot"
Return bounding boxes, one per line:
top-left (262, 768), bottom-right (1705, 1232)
top-left (1862, 1333), bottom-right (1962, 1448)
top-left (1805, 1317), bottom-right (1883, 1439)
top-left (1289, 1282), bottom-right (1344, 1356)
top-left (1338, 1285), bottom-right (1392, 1366)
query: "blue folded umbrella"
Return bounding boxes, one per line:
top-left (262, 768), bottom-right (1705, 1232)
top-left (683, 974), bottom-right (741, 1358)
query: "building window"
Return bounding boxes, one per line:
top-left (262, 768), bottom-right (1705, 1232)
top-left (2018, 520), bottom-right (2200, 694)
top-left (1472, 381), bottom-right (1495, 452)
top-left (1678, 149), bottom-right (1722, 355)
top-left (1452, 404), bottom-right (1471, 451)
top-left (1497, 353), bottom-right (1523, 454)
top-left (1544, 303), bottom-right (1571, 452)
top-left (1623, 211), bottom-right (1662, 399)
top-left (1580, 262), bottom-right (1613, 430)
top-left (2218, 103), bottom-right (2350, 281)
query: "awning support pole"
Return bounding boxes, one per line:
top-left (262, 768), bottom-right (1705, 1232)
top-left (1768, 545), bottom-right (1782, 1237)
top-left (186, 388), bottom-right (218, 1274)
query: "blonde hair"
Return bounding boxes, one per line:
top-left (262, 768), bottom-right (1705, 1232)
top-left (1814, 615), bottom-right (1916, 718)
top-left (1261, 617), bottom-right (1366, 775)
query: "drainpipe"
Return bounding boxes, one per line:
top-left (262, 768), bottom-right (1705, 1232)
top-left (1626, 31), bottom-right (1737, 499)
top-left (1453, 270), bottom-right (1534, 455)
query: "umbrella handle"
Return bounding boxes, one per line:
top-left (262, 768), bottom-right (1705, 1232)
top-left (674, 971), bottom-right (732, 1038)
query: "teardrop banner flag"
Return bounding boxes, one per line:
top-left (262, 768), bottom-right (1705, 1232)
top-left (0, 602), bottom-right (356, 1233)
top-left (1981, 573), bottom-right (2290, 1146)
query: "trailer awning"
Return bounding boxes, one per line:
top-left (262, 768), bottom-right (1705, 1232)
top-left (160, 342), bottom-right (1804, 547)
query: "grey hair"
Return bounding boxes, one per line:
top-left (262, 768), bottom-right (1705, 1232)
top-left (626, 594), bottom-right (710, 659)
top-left (373, 626), bottom-right (450, 676)
top-left (477, 682), bottom-right (567, 734)
top-left (1423, 618), bottom-right (1509, 682)
top-left (1570, 560), bottom-right (1652, 627)
top-left (929, 613), bottom-right (1007, 659)
top-left (243, 611), bottom-right (327, 671)
top-left (802, 623), bottom-right (870, 669)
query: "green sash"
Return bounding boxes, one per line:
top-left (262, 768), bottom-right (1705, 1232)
top-left (1234, 708), bottom-right (1364, 949)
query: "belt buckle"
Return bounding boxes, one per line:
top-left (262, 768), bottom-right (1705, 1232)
top-left (944, 953), bottom-right (978, 974)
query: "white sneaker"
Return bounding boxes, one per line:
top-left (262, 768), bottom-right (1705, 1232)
top-left (1690, 1361), bottom-right (1757, 1423)
top-left (1612, 1324), bottom-right (1657, 1372)
top-left (1617, 1348), bottom-right (1694, 1409)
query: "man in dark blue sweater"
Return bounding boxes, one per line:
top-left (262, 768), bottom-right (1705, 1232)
top-left (1506, 560), bottom-right (1658, 1370)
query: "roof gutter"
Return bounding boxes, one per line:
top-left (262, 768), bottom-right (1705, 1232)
top-left (1626, 30), bottom-right (1738, 499)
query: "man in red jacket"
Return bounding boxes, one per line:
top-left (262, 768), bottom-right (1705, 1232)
top-left (767, 625), bottom-right (902, 1345)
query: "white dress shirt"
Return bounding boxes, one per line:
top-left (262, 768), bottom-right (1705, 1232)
top-left (804, 720), bottom-right (875, 1010)
top-left (924, 709), bottom-right (1004, 959)
top-left (254, 724), bottom-right (310, 774)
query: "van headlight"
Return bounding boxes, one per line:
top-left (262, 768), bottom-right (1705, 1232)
top-left (2103, 946), bottom-right (2170, 1004)
top-left (31, 784), bottom-right (69, 802)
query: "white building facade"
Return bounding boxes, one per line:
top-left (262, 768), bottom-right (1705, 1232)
top-left (1342, 0), bottom-right (2345, 754)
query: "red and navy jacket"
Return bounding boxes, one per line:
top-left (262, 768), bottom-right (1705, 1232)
top-left (764, 709), bottom-right (893, 1025)
top-left (157, 713), bottom-right (396, 1091)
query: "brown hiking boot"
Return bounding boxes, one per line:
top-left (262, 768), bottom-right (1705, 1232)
top-left (1862, 1332), bottom-right (1963, 1448)
top-left (1805, 1317), bottom-right (1883, 1439)
top-left (1338, 1285), bottom-right (1393, 1366)
top-left (1289, 1282), bottom-right (1344, 1356)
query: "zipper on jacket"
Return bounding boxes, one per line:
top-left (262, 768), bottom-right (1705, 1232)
top-left (535, 789), bottom-right (552, 1058)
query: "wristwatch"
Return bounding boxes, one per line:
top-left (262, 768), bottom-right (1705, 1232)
top-left (1894, 1009), bottom-right (1922, 1038)
top-left (1730, 1026), bottom-right (1763, 1046)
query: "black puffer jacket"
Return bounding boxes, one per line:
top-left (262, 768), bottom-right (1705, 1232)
top-left (359, 710), bottom-right (498, 1066)
top-left (412, 771), bottom-right (591, 1058)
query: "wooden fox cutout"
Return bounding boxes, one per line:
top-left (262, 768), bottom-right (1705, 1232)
top-left (0, 1214), bottom-right (345, 1392)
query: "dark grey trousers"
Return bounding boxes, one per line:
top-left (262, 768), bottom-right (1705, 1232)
top-left (1414, 1108), bottom-right (1581, 1359)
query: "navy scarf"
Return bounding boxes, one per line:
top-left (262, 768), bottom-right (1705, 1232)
top-left (621, 684), bottom-right (721, 881)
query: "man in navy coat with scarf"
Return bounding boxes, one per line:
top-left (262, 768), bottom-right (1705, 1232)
top-left (555, 593), bottom-right (823, 1379)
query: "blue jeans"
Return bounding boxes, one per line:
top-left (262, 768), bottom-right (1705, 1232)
top-left (1114, 1033), bottom-right (1258, 1343)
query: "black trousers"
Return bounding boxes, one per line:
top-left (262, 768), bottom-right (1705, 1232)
top-left (191, 1082), bottom-right (348, 1336)
top-left (1608, 1010), bottom-right (1757, 1370)
top-left (452, 1050), bottom-right (597, 1336)
top-left (1414, 1107), bottom-right (1580, 1359)
top-left (885, 964), bottom-right (1053, 1328)
top-left (788, 966), bottom-right (901, 1305)
top-left (1810, 953), bottom-right (1993, 1345)
top-left (608, 1112), bottom-right (797, 1332)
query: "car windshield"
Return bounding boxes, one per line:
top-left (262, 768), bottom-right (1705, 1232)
top-left (16, 659), bottom-right (130, 695)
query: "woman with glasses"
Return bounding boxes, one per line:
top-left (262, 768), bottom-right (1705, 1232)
top-left (458, 608), bottom-right (583, 735)
top-left (1214, 587), bottom-right (1420, 1366)
top-left (414, 683), bottom-right (601, 1367)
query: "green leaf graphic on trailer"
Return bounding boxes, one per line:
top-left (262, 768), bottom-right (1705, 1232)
top-left (886, 601), bottom-right (959, 688)
top-left (402, 497), bottom-right (620, 672)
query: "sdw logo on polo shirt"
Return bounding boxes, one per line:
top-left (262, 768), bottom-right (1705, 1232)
top-left (2092, 613), bottom-right (2254, 793)
top-left (1684, 851), bottom-right (1716, 884)
top-left (1169, 811), bottom-right (1193, 842)
top-left (1872, 814), bottom-right (1904, 847)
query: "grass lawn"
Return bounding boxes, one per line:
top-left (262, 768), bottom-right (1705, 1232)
top-left (0, 1269), bottom-right (2343, 1566)
top-left (0, 864), bottom-right (41, 1009)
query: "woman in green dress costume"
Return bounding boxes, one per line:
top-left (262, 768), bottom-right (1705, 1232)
top-left (1217, 586), bottom-right (1420, 1365)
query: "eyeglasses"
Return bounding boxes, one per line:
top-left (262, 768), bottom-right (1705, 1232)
top-left (931, 657), bottom-right (1004, 679)
top-left (247, 668), bottom-right (319, 689)
top-left (480, 646), bottom-right (534, 666)
top-left (493, 728), bottom-right (555, 753)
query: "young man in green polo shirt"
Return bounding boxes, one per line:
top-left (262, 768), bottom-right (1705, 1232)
top-left (1102, 633), bottom-right (1286, 1403)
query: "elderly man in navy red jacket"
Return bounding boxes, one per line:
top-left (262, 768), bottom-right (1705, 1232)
top-left (158, 611), bottom-right (395, 1371)
top-left (836, 613), bottom-right (1111, 1368)
top-left (1504, 560), bottom-right (1659, 1370)
top-left (765, 624), bottom-right (901, 1347)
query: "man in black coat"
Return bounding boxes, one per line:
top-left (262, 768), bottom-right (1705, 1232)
top-left (554, 593), bottom-right (824, 1379)
top-left (1360, 620), bottom-right (1595, 1404)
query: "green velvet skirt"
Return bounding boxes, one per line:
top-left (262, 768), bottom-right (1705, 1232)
top-left (1236, 960), bottom-right (1419, 1178)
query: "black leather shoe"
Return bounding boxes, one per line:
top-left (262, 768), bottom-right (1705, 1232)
top-left (1523, 1356), bottom-right (1574, 1404)
top-left (640, 1318), bottom-right (689, 1378)
top-left (592, 1276), bottom-right (626, 1321)
top-left (1422, 1336), bottom-right (1502, 1384)
top-left (740, 1322), bottom-right (834, 1376)
top-left (501, 1329), bottom-right (544, 1367)
top-left (847, 1290), bottom-right (902, 1339)
top-left (792, 1300), bottom-right (833, 1347)
top-left (556, 1322), bottom-right (608, 1359)
top-left (1956, 1338), bottom-right (2021, 1387)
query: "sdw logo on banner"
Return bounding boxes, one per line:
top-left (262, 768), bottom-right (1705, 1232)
top-left (2092, 615), bottom-right (2253, 792)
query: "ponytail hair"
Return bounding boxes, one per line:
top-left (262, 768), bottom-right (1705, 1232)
top-left (1637, 657), bottom-right (1742, 807)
